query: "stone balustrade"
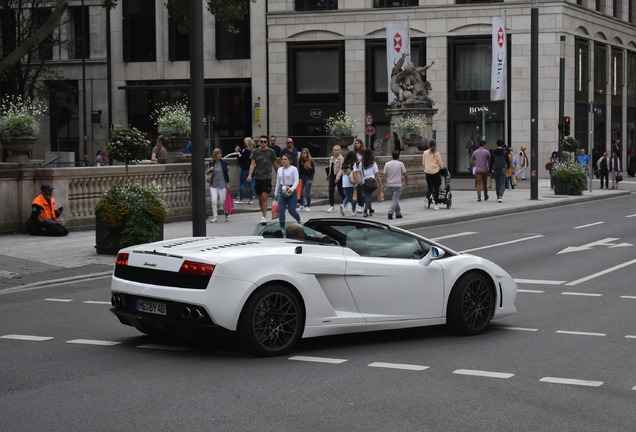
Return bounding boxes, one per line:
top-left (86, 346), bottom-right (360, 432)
top-left (0, 155), bottom-right (427, 234)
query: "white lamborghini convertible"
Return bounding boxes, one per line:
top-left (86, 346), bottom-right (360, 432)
top-left (110, 218), bottom-right (516, 355)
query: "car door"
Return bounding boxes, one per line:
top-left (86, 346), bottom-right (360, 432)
top-left (343, 227), bottom-right (445, 322)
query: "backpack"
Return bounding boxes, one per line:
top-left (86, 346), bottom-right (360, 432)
top-left (492, 151), bottom-right (507, 171)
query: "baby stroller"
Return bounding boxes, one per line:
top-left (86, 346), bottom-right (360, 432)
top-left (427, 169), bottom-right (452, 209)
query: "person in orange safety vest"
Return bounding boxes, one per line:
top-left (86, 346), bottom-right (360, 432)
top-left (27, 183), bottom-right (69, 236)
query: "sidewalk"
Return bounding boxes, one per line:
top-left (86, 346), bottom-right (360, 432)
top-left (1, 179), bottom-right (632, 291)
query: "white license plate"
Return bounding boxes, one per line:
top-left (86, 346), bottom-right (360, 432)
top-left (136, 299), bottom-right (166, 316)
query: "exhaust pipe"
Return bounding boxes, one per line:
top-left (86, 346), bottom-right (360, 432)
top-left (111, 295), bottom-right (121, 308)
top-left (191, 309), bottom-right (204, 321)
top-left (180, 307), bottom-right (192, 320)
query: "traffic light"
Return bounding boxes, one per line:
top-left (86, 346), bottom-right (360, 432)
top-left (563, 116), bottom-right (571, 136)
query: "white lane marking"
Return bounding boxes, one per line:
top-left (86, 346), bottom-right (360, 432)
top-left (556, 330), bottom-right (606, 337)
top-left (514, 279), bottom-right (565, 285)
top-left (498, 326), bottom-right (539, 332)
top-left (633, 385), bottom-right (636, 391)
top-left (453, 369), bottom-right (514, 379)
top-left (460, 235), bottom-right (544, 253)
top-left (431, 232), bottom-right (477, 241)
top-left (137, 344), bottom-right (190, 351)
top-left (83, 301), bottom-right (111, 305)
top-left (558, 237), bottom-right (621, 254)
top-left (289, 355), bottom-right (348, 364)
top-left (620, 296), bottom-right (636, 300)
top-left (1, 334), bottom-right (53, 341)
top-left (517, 289), bottom-right (545, 294)
top-left (625, 335), bottom-right (636, 339)
top-left (561, 292), bottom-right (603, 297)
top-left (368, 362), bottom-right (429, 371)
top-left (45, 298), bottom-right (73, 302)
top-left (540, 377), bottom-right (603, 387)
top-left (67, 339), bottom-right (121, 346)
top-left (566, 259), bottom-right (636, 286)
top-left (626, 214), bottom-right (636, 218)
top-left (574, 221), bottom-right (605, 229)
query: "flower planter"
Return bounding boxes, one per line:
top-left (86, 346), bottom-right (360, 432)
top-left (331, 136), bottom-right (355, 154)
top-left (554, 177), bottom-right (567, 195)
top-left (95, 214), bottom-right (164, 255)
top-left (162, 135), bottom-right (190, 163)
top-left (2, 136), bottom-right (36, 162)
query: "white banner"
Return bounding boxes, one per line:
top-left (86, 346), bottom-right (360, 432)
top-left (491, 15), bottom-right (507, 101)
top-left (386, 21), bottom-right (410, 104)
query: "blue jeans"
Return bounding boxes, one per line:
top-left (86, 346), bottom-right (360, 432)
top-left (342, 187), bottom-right (356, 212)
top-left (278, 191), bottom-right (301, 227)
top-left (364, 188), bottom-right (374, 214)
top-left (299, 176), bottom-right (312, 207)
top-left (238, 169), bottom-right (255, 200)
top-left (494, 169), bottom-right (506, 198)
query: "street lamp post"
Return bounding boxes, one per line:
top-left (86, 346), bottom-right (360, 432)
top-left (530, 0), bottom-right (539, 200)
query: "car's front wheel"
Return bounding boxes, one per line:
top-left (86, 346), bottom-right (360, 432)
top-left (447, 272), bottom-right (495, 335)
top-left (238, 285), bottom-right (304, 356)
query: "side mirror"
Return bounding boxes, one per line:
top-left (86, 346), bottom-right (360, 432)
top-left (419, 247), bottom-right (445, 267)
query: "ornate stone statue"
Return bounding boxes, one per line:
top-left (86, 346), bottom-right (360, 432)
top-left (389, 53), bottom-right (435, 108)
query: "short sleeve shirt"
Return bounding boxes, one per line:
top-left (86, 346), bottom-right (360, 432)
top-left (251, 147), bottom-right (277, 180)
top-left (577, 154), bottom-right (590, 168)
top-left (383, 160), bottom-right (406, 187)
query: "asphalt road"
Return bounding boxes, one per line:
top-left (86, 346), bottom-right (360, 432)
top-left (1, 196), bottom-right (635, 431)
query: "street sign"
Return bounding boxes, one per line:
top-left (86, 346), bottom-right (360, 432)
top-left (365, 126), bottom-right (376, 136)
top-left (365, 113), bottom-right (373, 126)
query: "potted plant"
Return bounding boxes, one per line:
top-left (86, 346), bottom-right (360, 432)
top-left (95, 183), bottom-right (167, 254)
top-left (325, 111), bottom-right (358, 151)
top-left (0, 95), bottom-right (46, 162)
top-left (396, 113), bottom-right (425, 150)
top-left (552, 161), bottom-right (586, 195)
top-left (151, 101), bottom-right (191, 159)
top-left (105, 125), bottom-right (150, 181)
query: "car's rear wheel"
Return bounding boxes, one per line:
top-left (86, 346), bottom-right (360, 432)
top-left (447, 272), bottom-right (495, 335)
top-left (238, 285), bottom-right (304, 356)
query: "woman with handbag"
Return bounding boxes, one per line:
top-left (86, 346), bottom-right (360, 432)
top-left (274, 154), bottom-right (302, 229)
top-left (337, 151), bottom-right (359, 217)
top-left (609, 151), bottom-right (621, 189)
top-left (422, 139), bottom-right (445, 210)
top-left (360, 149), bottom-right (381, 217)
top-left (326, 145), bottom-right (344, 213)
top-left (206, 148), bottom-right (231, 222)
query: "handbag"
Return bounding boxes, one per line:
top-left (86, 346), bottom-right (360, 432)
top-left (616, 173), bottom-right (623, 182)
top-left (271, 201), bottom-right (279, 220)
top-left (347, 170), bottom-right (357, 184)
top-left (223, 193), bottom-right (234, 215)
top-left (205, 172), bottom-right (213, 183)
top-left (364, 178), bottom-right (378, 192)
top-left (545, 162), bottom-right (552, 171)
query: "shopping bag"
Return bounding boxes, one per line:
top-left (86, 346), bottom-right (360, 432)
top-left (352, 188), bottom-right (358, 203)
top-left (271, 202), bottom-right (279, 220)
top-left (297, 179), bottom-right (303, 199)
top-left (223, 193), bottom-right (234, 215)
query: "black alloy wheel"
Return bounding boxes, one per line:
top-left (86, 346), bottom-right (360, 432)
top-left (238, 285), bottom-right (303, 356)
top-left (447, 272), bottom-right (495, 335)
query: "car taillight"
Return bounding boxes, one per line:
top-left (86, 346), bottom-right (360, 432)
top-left (116, 253), bottom-right (129, 266)
top-left (179, 261), bottom-right (215, 276)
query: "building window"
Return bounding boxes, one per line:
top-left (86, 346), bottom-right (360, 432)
top-left (374, 0), bottom-right (419, 7)
top-left (628, 51), bottom-right (636, 106)
top-left (451, 39), bottom-right (491, 101)
top-left (289, 42), bottom-right (343, 104)
top-left (611, 48), bottom-right (623, 101)
top-left (0, 9), bottom-right (16, 59)
top-left (295, 0), bottom-right (337, 10)
top-left (70, 6), bottom-right (90, 60)
top-left (123, 0), bottom-right (156, 62)
top-left (575, 38), bottom-right (589, 102)
top-left (168, 15), bottom-right (189, 61)
top-left (215, 13), bottom-right (250, 60)
top-left (594, 43), bottom-right (607, 102)
top-left (33, 8), bottom-right (53, 60)
top-left (456, 0), bottom-right (502, 4)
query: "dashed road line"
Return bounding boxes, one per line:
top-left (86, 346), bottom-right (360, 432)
top-left (514, 279), bottom-right (565, 285)
top-left (561, 292), bottom-right (602, 297)
top-left (498, 326), bottom-right (539, 332)
top-left (1, 334), bottom-right (53, 341)
top-left (430, 232), bottom-right (477, 241)
top-left (517, 289), bottom-right (544, 294)
top-left (368, 362), bottom-right (429, 371)
top-left (67, 339), bottom-right (121, 346)
top-left (625, 335), bottom-right (636, 339)
top-left (45, 298), bottom-right (73, 302)
top-left (574, 221), bottom-right (605, 229)
top-left (556, 330), bottom-right (606, 337)
top-left (83, 301), bottom-right (111, 305)
top-left (452, 369), bottom-right (514, 379)
top-left (289, 356), bottom-right (347, 364)
top-left (137, 344), bottom-right (190, 351)
top-left (620, 295), bottom-right (636, 300)
top-left (459, 234), bottom-right (544, 254)
top-left (540, 377), bottom-right (603, 387)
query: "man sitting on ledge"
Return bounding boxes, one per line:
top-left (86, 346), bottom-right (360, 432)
top-left (27, 183), bottom-right (69, 237)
